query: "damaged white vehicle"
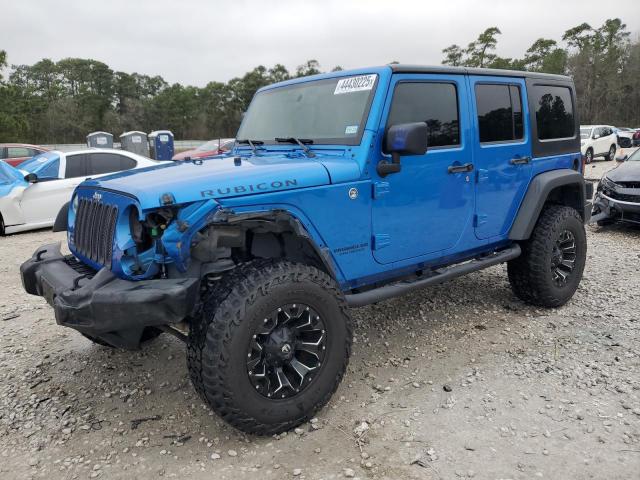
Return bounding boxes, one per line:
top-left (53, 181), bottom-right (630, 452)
top-left (0, 149), bottom-right (163, 235)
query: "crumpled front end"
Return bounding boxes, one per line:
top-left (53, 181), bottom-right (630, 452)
top-left (69, 186), bottom-right (221, 280)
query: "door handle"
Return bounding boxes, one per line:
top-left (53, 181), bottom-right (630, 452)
top-left (447, 163), bottom-right (474, 174)
top-left (509, 156), bottom-right (531, 165)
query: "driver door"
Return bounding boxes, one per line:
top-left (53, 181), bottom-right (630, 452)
top-left (371, 74), bottom-right (474, 264)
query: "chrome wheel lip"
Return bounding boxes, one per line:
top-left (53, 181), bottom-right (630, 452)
top-left (551, 229), bottom-right (577, 287)
top-left (246, 303), bottom-right (327, 400)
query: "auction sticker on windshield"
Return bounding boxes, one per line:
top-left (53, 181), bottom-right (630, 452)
top-left (334, 75), bottom-right (376, 95)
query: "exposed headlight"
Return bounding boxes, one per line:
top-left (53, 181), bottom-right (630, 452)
top-left (71, 194), bottom-right (79, 213)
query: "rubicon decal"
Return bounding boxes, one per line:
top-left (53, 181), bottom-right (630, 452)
top-left (201, 179), bottom-right (298, 198)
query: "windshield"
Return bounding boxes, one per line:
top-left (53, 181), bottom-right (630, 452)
top-left (628, 149), bottom-right (640, 161)
top-left (0, 161), bottom-right (25, 185)
top-left (580, 128), bottom-right (592, 139)
top-left (19, 152), bottom-right (61, 179)
top-left (237, 74), bottom-right (378, 145)
top-left (196, 140), bottom-right (221, 151)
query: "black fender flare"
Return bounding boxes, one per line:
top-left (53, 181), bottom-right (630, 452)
top-left (53, 202), bottom-right (69, 232)
top-left (509, 169), bottom-right (589, 240)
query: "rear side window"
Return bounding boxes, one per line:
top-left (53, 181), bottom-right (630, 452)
top-left (87, 153), bottom-right (136, 175)
top-left (65, 154), bottom-right (87, 178)
top-left (475, 84), bottom-right (524, 143)
top-left (7, 147), bottom-right (30, 158)
top-left (387, 82), bottom-right (460, 148)
top-left (531, 85), bottom-right (575, 140)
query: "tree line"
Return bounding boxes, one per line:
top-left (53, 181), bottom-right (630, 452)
top-left (1, 17), bottom-right (638, 144)
top-left (442, 18), bottom-right (640, 127)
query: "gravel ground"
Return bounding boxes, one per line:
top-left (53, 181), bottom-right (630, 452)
top-left (1, 160), bottom-right (638, 480)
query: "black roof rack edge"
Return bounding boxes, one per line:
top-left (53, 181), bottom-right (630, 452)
top-left (388, 64), bottom-right (571, 82)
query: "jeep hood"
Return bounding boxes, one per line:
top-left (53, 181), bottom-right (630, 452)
top-left (82, 155), bottom-right (331, 206)
top-left (606, 160), bottom-right (640, 183)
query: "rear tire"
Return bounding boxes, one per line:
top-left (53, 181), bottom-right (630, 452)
top-left (187, 260), bottom-right (352, 435)
top-left (508, 205), bottom-right (586, 307)
top-left (604, 144), bottom-right (616, 161)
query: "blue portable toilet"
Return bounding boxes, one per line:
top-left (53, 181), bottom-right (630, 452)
top-left (148, 130), bottom-right (174, 160)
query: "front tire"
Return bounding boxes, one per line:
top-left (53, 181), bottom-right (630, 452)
top-left (187, 260), bottom-right (352, 435)
top-left (508, 205), bottom-right (587, 307)
top-left (585, 148), bottom-right (593, 164)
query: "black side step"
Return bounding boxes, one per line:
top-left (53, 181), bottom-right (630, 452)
top-left (345, 244), bottom-right (521, 308)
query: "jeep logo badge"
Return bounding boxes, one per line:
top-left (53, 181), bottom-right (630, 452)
top-left (348, 188), bottom-right (358, 200)
top-left (92, 192), bottom-right (102, 201)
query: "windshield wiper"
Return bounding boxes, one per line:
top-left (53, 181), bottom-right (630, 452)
top-left (236, 139), bottom-right (264, 155)
top-left (275, 137), bottom-right (316, 158)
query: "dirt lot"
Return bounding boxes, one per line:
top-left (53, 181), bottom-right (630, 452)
top-left (1, 160), bottom-right (638, 480)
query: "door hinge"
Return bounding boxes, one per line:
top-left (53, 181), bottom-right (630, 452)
top-left (373, 234), bottom-right (391, 250)
top-left (474, 214), bottom-right (488, 227)
top-left (372, 181), bottom-right (390, 199)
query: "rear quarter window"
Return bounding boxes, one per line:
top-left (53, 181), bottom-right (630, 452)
top-left (531, 85), bottom-right (575, 140)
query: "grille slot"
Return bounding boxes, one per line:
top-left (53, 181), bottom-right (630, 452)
top-left (74, 197), bottom-right (118, 269)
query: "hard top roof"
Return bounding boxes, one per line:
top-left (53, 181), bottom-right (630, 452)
top-left (389, 64), bottom-right (571, 81)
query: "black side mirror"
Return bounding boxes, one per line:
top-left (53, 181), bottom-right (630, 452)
top-left (378, 122), bottom-right (428, 177)
top-left (24, 173), bottom-right (38, 183)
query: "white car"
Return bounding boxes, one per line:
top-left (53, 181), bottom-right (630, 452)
top-left (580, 125), bottom-right (618, 163)
top-left (0, 149), bottom-right (164, 235)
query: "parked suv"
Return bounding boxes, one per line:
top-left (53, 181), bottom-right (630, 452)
top-left (21, 65), bottom-right (591, 435)
top-left (580, 125), bottom-right (617, 163)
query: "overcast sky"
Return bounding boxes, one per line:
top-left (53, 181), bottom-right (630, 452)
top-left (3, 0), bottom-right (640, 86)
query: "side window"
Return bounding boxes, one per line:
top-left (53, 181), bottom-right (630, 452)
top-left (593, 127), bottom-right (603, 138)
top-left (27, 148), bottom-right (42, 157)
top-left (38, 159), bottom-right (60, 179)
top-left (7, 147), bottom-right (30, 158)
top-left (531, 85), bottom-right (575, 140)
top-left (87, 153), bottom-right (136, 175)
top-left (475, 84), bottom-right (524, 143)
top-left (65, 154), bottom-right (87, 178)
top-left (386, 82), bottom-right (460, 148)
top-left (118, 155), bottom-right (137, 170)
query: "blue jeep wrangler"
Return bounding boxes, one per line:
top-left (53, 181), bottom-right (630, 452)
top-left (21, 65), bottom-right (591, 434)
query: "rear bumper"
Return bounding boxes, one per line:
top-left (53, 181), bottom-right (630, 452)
top-left (20, 243), bottom-right (199, 347)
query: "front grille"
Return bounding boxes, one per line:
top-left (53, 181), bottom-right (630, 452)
top-left (603, 187), bottom-right (640, 203)
top-left (617, 182), bottom-right (640, 189)
top-left (74, 197), bottom-right (119, 268)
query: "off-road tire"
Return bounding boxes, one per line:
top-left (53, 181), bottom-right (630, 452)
top-left (604, 144), bottom-right (616, 161)
top-left (508, 205), bottom-right (586, 307)
top-left (585, 148), bottom-right (593, 164)
top-left (187, 260), bottom-right (352, 435)
top-left (81, 327), bottom-right (163, 348)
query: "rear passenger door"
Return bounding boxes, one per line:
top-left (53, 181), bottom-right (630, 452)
top-left (470, 77), bottom-right (532, 239)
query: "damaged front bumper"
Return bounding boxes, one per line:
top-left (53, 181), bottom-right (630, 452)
top-left (591, 191), bottom-right (640, 224)
top-left (20, 243), bottom-right (200, 348)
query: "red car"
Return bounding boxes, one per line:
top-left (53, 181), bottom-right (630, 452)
top-left (172, 138), bottom-right (235, 161)
top-left (1, 144), bottom-right (49, 167)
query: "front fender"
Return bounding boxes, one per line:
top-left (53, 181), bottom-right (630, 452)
top-left (162, 200), bottom-right (345, 284)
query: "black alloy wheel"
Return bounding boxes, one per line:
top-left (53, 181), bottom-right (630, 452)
top-left (246, 303), bottom-right (326, 399)
top-left (550, 230), bottom-right (577, 287)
